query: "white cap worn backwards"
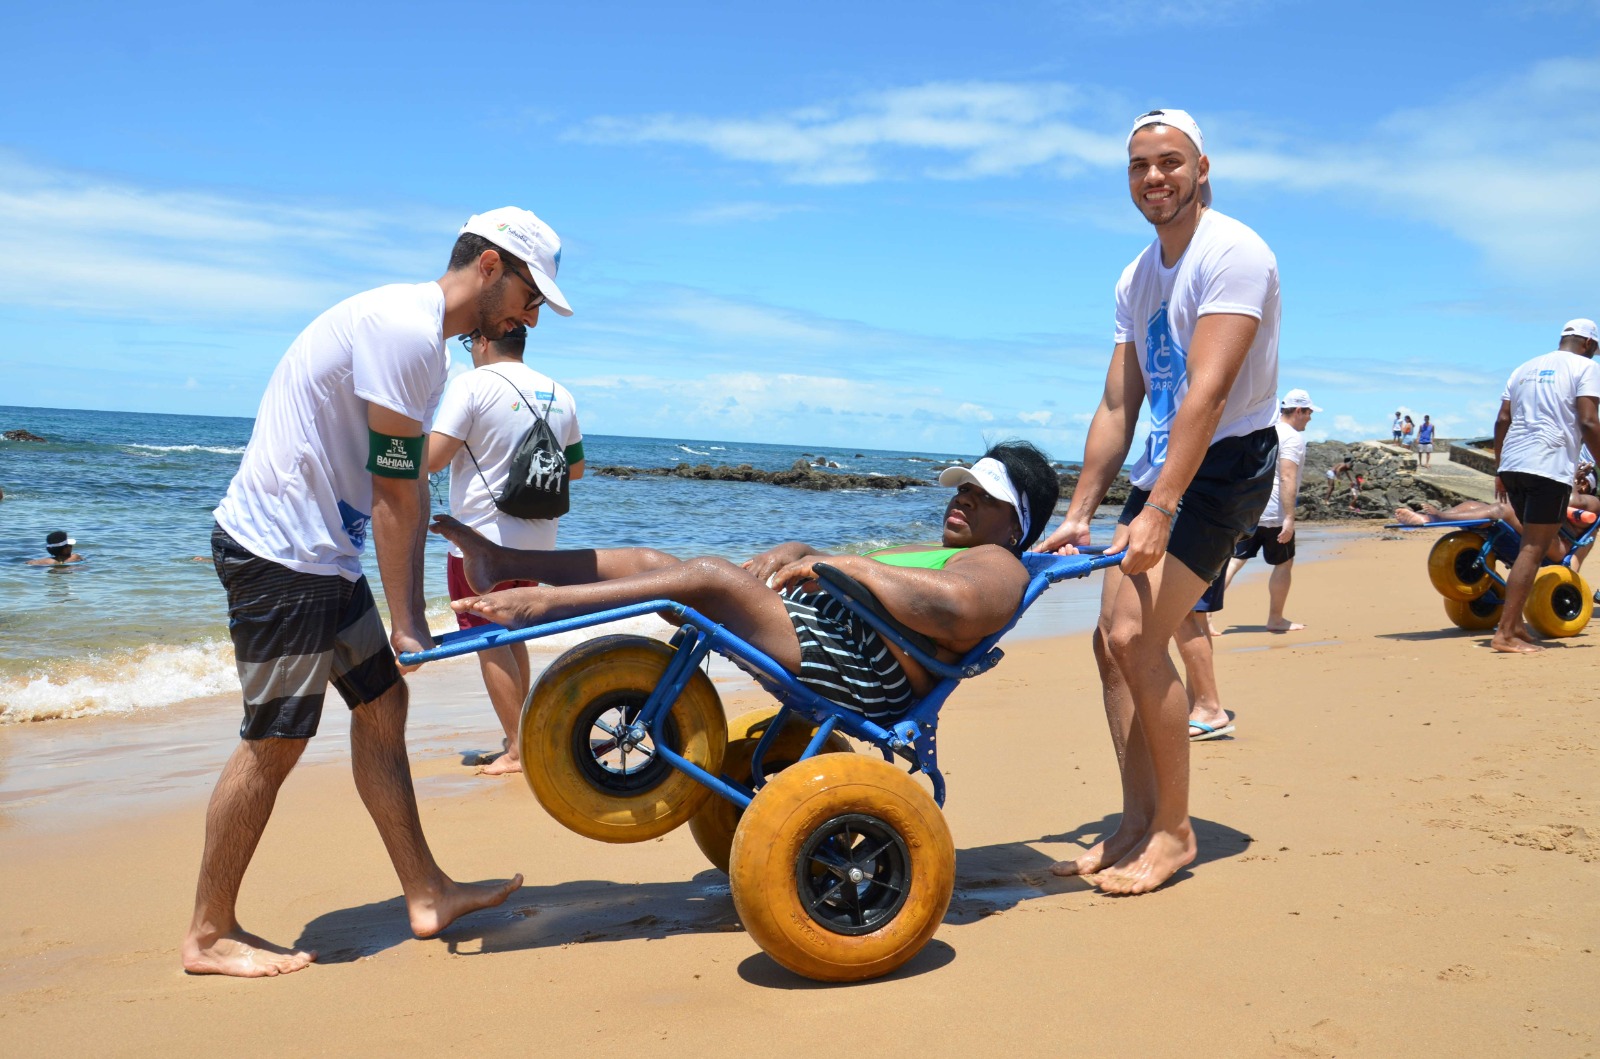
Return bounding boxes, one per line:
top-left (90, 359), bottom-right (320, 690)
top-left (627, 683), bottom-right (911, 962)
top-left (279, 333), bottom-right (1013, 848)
top-left (939, 458), bottom-right (1031, 542)
top-left (1281, 388), bottom-right (1322, 411)
top-left (1127, 108), bottom-right (1212, 206)
top-left (1561, 318), bottom-right (1598, 343)
top-left (459, 207), bottom-right (573, 317)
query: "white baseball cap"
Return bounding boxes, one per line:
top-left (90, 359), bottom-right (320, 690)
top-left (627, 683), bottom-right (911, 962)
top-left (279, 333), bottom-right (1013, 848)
top-left (938, 458), bottom-right (1030, 542)
top-left (1561, 318), bottom-right (1598, 343)
top-left (458, 207), bottom-right (573, 317)
top-left (1127, 108), bottom-right (1212, 206)
top-left (1282, 388), bottom-right (1322, 411)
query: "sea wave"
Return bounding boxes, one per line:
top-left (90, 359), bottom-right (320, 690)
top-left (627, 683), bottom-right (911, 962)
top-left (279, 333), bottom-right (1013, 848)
top-left (0, 611), bottom-right (677, 725)
top-left (0, 641), bottom-right (240, 724)
top-left (125, 443), bottom-right (247, 456)
top-left (676, 444), bottom-right (711, 456)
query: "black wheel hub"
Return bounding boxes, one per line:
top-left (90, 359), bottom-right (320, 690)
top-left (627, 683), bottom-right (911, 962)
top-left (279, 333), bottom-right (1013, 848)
top-left (1454, 549), bottom-right (1485, 586)
top-left (571, 691), bottom-right (680, 794)
top-left (1551, 583), bottom-right (1585, 623)
top-left (794, 813), bottom-right (912, 936)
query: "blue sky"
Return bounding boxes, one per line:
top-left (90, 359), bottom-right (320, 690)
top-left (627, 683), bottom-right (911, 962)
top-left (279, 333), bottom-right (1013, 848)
top-left (3, 0), bottom-right (1597, 457)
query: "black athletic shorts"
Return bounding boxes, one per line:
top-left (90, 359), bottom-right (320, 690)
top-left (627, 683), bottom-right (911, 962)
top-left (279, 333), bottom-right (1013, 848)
top-left (212, 523), bottom-right (401, 740)
top-left (1120, 426), bottom-right (1279, 584)
top-left (1500, 470), bottom-right (1571, 527)
top-left (1233, 523), bottom-right (1296, 566)
top-left (1193, 569), bottom-right (1227, 613)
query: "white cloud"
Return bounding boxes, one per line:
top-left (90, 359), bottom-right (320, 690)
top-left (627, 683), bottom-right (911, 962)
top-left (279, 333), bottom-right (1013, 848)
top-left (572, 82), bottom-right (1125, 186)
top-left (1018, 410), bottom-right (1054, 426)
top-left (576, 59), bottom-right (1600, 289)
top-left (0, 155), bottom-right (453, 323)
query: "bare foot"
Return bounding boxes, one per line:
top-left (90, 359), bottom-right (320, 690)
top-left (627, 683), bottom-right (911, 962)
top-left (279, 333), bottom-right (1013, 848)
top-left (1206, 619), bottom-right (1222, 637)
top-left (181, 927), bottom-right (316, 977)
top-left (1490, 634), bottom-right (1542, 654)
top-left (409, 875), bottom-right (524, 939)
top-left (1393, 507), bottom-right (1427, 526)
top-left (1266, 619), bottom-right (1306, 633)
top-left (1512, 624), bottom-right (1540, 645)
top-left (1421, 502), bottom-right (1444, 516)
top-left (451, 587), bottom-right (553, 629)
top-left (1094, 824), bottom-right (1197, 895)
top-left (430, 515), bottom-right (519, 594)
top-left (477, 754), bottom-right (522, 776)
top-left (1050, 819), bottom-right (1147, 877)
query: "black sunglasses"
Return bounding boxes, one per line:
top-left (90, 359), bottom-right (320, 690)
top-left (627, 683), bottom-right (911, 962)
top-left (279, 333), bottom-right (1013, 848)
top-left (500, 260), bottom-right (547, 311)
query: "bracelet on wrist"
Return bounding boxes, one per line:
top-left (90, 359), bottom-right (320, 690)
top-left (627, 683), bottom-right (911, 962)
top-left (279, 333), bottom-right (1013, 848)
top-left (1144, 502), bottom-right (1175, 520)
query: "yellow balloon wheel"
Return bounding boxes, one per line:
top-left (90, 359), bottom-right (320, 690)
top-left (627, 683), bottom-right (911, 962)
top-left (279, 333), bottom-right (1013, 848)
top-left (519, 634), bottom-right (726, 843)
top-left (729, 754), bottom-right (954, 982)
top-left (1523, 566), bottom-right (1593, 638)
top-left (688, 707), bottom-right (853, 874)
top-left (1443, 595), bottom-right (1502, 631)
top-left (1427, 531), bottom-right (1491, 601)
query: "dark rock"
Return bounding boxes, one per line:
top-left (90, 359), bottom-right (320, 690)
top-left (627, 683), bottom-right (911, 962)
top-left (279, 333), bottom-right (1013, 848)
top-left (594, 463), bottom-right (926, 491)
top-left (2, 429), bottom-right (47, 443)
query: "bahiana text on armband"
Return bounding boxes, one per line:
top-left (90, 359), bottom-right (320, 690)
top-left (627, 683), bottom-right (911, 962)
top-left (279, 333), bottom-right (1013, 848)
top-left (368, 430), bottom-right (424, 479)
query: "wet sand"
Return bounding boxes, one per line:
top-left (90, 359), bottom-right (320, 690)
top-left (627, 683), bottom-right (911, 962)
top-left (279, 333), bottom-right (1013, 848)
top-left (2, 528), bottom-right (1596, 1057)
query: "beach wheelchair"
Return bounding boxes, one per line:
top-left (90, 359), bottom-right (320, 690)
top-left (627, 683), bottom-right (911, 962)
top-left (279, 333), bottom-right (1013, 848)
top-left (401, 549), bottom-right (1121, 982)
top-left (1401, 516), bottom-right (1597, 637)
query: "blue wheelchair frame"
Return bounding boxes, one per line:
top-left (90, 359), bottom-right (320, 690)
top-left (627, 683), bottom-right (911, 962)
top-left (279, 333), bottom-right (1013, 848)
top-left (400, 549), bottom-right (1123, 810)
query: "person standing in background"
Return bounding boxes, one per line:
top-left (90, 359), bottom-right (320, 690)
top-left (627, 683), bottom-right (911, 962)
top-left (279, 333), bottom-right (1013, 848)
top-left (427, 325), bottom-right (585, 776)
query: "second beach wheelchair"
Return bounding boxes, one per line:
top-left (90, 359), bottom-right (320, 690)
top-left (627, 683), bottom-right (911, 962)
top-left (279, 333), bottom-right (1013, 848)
top-left (403, 548), bottom-right (1120, 982)
top-left (1408, 514), bottom-right (1597, 637)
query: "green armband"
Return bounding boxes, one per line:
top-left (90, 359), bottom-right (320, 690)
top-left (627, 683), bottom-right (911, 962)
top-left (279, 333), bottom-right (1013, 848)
top-left (367, 430), bottom-right (424, 479)
top-left (564, 440), bottom-right (585, 465)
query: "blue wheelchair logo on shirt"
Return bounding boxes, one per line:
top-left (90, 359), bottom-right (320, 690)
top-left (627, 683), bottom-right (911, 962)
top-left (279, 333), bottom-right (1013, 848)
top-left (1143, 302), bottom-right (1188, 470)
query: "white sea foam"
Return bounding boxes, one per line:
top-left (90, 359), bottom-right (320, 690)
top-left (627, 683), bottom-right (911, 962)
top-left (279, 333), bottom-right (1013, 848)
top-left (125, 443), bottom-right (247, 456)
top-left (676, 444), bottom-right (711, 456)
top-left (0, 640), bottom-right (240, 724)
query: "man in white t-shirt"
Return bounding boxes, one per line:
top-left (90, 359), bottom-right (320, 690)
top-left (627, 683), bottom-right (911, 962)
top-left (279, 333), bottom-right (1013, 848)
top-left (427, 326), bottom-right (585, 775)
top-left (1217, 388), bottom-right (1317, 633)
top-left (1489, 318), bottom-right (1600, 654)
top-left (1036, 108), bottom-right (1280, 895)
top-left (185, 207), bottom-right (571, 978)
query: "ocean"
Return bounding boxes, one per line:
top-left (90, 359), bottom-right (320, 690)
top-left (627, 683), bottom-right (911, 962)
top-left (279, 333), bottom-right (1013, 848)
top-left (0, 404), bottom-right (1110, 725)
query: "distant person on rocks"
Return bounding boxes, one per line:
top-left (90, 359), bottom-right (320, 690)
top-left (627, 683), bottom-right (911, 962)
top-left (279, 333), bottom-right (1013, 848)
top-left (183, 206), bottom-right (560, 978)
top-left (1349, 474), bottom-right (1364, 513)
top-left (26, 529), bottom-right (85, 566)
top-left (1324, 457), bottom-right (1353, 501)
top-left (1392, 412), bottom-right (1404, 444)
top-left (1034, 108), bottom-right (1280, 895)
top-left (426, 325), bottom-right (585, 777)
top-left (1402, 415), bottom-right (1415, 449)
top-left (1416, 415), bottom-right (1436, 468)
top-left (1215, 388), bottom-right (1317, 632)
top-left (1488, 318), bottom-right (1600, 654)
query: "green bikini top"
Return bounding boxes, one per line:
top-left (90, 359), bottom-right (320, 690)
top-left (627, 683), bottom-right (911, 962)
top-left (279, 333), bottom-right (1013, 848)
top-left (868, 547), bottom-right (966, 570)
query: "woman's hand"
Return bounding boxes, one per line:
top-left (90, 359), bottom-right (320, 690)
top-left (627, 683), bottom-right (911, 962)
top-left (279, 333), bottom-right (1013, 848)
top-left (743, 541), bottom-right (813, 584)
top-left (769, 557), bottom-right (824, 594)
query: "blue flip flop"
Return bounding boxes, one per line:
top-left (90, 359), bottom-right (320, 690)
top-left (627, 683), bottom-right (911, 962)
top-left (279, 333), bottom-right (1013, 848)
top-left (1188, 719), bottom-right (1235, 741)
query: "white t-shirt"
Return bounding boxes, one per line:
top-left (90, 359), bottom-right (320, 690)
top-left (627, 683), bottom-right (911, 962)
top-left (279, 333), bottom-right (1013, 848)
top-left (1259, 418), bottom-right (1307, 526)
top-left (1498, 350), bottom-right (1600, 484)
top-left (1115, 209), bottom-right (1281, 491)
top-left (215, 282), bottom-right (449, 580)
top-left (433, 362), bottom-right (583, 555)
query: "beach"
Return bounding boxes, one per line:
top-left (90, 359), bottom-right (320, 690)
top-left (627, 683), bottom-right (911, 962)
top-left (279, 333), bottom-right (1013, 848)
top-left (3, 527), bottom-right (1597, 1057)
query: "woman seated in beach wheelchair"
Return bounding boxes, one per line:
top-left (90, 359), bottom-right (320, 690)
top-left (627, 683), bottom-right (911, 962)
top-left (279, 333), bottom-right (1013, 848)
top-left (417, 441), bottom-right (1111, 981)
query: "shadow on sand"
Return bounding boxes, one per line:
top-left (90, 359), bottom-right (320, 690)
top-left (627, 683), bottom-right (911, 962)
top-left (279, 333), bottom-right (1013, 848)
top-left (293, 815), bottom-right (1252, 983)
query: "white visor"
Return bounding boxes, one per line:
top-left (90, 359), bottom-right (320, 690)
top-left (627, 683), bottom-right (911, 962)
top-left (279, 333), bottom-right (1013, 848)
top-left (938, 457), bottom-right (1030, 544)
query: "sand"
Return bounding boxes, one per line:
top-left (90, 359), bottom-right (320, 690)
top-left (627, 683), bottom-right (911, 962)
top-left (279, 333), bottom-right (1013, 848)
top-left (2, 527), bottom-right (1597, 1057)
